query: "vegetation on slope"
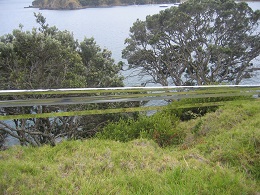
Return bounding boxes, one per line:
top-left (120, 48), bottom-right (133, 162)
top-left (0, 99), bottom-right (259, 194)
top-left (32, 0), bottom-right (83, 9)
top-left (32, 0), bottom-right (180, 9)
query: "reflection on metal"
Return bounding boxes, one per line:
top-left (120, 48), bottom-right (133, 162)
top-left (0, 85), bottom-right (259, 120)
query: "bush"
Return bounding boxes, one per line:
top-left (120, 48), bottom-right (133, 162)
top-left (96, 112), bottom-right (184, 147)
top-left (97, 96), bottom-right (254, 147)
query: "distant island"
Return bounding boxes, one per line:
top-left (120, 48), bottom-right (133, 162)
top-left (30, 0), bottom-right (260, 10)
top-left (31, 0), bottom-right (182, 10)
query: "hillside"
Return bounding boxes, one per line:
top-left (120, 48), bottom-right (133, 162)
top-left (30, 0), bottom-right (260, 10)
top-left (32, 0), bottom-right (83, 9)
top-left (0, 100), bottom-right (259, 194)
top-left (31, 0), bottom-right (179, 10)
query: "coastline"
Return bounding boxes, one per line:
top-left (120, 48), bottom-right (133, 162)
top-left (26, 1), bottom-right (260, 10)
top-left (25, 3), bottom-right (174, 10)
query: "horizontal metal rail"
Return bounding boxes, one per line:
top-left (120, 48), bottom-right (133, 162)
top-left (0, 85), bottom-right (259, 120)
top-left (0, 84), bottom-right (259, 96)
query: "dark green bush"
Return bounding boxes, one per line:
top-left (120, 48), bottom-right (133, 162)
top-left (96, 112), bottom-right (184, 147)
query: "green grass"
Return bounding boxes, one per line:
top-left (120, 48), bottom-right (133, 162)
top-left (177, 100), bottom-right (260, 180)
top-left (0, 99), bottom-right (259, 194)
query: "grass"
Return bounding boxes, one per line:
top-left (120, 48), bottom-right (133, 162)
top-left (0, 99), bottom-right (259, 194)
top-left (177, 100), bottom-right (260, 180)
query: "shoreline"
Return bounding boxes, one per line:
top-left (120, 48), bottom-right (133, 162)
top-left (24, 3), bottom-right (177, 10)
top-left (26, 1), bottom-right (260, 10)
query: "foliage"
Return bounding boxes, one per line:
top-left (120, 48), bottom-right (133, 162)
top-left (122, 0), bottom-right (260, 86)
top-left (32, 0), bottom-right (181, 9)
top-left (32, 0), bottom-right (82, 9)
top-left (79, 38), bottom-right (124, 88)
top-left (96, 95), bottom-right (254, 146)
top-left (0, 13), bottom-right (125, 146)
top-left (96, 111), bottom-right (183, 147)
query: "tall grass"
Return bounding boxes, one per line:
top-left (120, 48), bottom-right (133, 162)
top-left (0, 139), bottom-right (258, 194)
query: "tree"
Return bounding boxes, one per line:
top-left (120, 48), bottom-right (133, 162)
top-left (79, 38), bottom-right (124, 88)
top-left (122, 0), bottom-right (260, 86)
top-left (0, 13), bottom-right (125, 146)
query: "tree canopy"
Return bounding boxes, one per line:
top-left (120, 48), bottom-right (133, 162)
top-left (0, 13), bottom-right (124, 146)
top-left (122, 0), bottom-right (260, 86)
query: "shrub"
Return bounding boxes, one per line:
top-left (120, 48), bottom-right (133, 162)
top-left (96, 112), bottom-right (184, 147)
top-left (97, 95), bottom-right (253, 147)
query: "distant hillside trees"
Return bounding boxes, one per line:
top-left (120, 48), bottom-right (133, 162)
top-left (0, 13), bottom-right (125, 146)
top-left (122, 0), bottom-right (260, 86)
top-left (32, 0), bottom-right (82, 9)
top-left (80, 0), bottom-right (180, 7)
top-left (32, 0), bottom-right (180, 9)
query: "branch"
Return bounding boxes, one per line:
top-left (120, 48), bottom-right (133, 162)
top-left (0, 121), bottom-right (38, 146)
